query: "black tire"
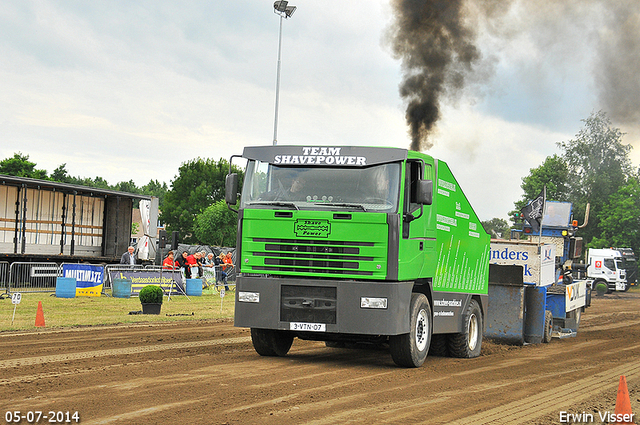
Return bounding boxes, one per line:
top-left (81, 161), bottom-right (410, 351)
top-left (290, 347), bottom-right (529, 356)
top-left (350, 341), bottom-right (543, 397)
top-left (250, 328), bottom-right (294, 357)
top-left (623, 281), bottom-right (631, 292)
top-left (593, 280), bottom-right (607, 295)
top-left (448, 299), bottom-right (483, 358)
top-left (543, 310), bottom-right (553, 343)
top-left (389, 293), bottom-right (432, 368)
top-left (429, 333), bottom-right (449, 357)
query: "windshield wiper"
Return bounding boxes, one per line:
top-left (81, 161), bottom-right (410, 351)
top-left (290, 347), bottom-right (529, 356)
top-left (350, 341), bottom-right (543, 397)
top-left (248, 201), bottom-right (299, 210)
top-left (314, 202), bottom-right (368, 212)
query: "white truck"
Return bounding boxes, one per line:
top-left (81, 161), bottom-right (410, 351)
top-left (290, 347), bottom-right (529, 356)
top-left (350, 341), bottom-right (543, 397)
top-left (586, 248), bottom-right (628, 292)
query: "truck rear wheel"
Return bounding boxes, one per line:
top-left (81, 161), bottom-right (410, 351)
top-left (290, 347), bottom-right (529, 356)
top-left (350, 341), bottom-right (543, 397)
top-left (448, 299), bottom-right (483, 358)
top-left (250, 328), bottom-right (294, 357)
top-left (429, 334), bottom-right (449, 357)
top-left (389, 293), bottom-right (432, 368)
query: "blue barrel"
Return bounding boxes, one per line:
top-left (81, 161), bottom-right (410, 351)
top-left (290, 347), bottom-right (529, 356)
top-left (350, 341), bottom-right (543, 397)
top-left (186, 278), bottom-right (203, 296)
top-left (112, 279), bottom-right (132, 298)
top-left (55, 277), bottom-right (77, 298)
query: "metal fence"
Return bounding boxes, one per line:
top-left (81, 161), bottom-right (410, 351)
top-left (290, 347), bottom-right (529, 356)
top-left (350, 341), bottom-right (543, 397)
top-left (1, 257), bottom-right (237, 295)
top-left (7, 262), bottom-right (61, 294)
top-left (0, 261), bottom-right (9, 294)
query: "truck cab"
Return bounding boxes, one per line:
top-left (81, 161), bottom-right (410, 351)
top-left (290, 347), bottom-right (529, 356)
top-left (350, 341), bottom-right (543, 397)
top-left (225, 145), bottom-right (490, 367)
top-left (587, 248), bottom-right (627, 292)
top-left (615, 248), bottom-right (637, 287)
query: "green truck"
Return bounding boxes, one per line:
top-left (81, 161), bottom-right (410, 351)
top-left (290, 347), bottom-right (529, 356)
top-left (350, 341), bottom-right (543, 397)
top-left (225, 146), bottom-right (490, 367)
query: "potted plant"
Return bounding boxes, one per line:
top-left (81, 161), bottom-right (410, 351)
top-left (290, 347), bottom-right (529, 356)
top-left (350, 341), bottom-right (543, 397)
top-left (139, 285), bottom-right (164, 314)
top-left (595, 282), bottom-right (607, 297)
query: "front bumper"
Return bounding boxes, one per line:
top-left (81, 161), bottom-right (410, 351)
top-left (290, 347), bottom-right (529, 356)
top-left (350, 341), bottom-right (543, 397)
top-left (234, 275), bottom-right (414, 335)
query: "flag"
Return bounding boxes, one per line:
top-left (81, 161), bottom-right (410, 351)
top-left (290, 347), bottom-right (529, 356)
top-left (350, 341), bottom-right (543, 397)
top-left (521, 188), bottom-right (545, 233)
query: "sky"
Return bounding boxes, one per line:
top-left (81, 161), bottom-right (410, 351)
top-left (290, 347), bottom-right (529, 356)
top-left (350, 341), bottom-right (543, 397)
top-left (1, 0), bottom-right (639, 222)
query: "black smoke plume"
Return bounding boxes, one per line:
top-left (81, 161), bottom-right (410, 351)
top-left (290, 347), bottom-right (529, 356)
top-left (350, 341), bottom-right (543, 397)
top-left (388, 0), bottom-right (482, 151)
top-left (595, 0), bottom-right (640, 128)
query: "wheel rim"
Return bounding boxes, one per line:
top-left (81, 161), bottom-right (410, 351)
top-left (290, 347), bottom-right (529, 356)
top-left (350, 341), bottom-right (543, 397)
top-left (468, 313), bottom-right (479, 351)
top-left (415, 308), bottom-right (429, 352)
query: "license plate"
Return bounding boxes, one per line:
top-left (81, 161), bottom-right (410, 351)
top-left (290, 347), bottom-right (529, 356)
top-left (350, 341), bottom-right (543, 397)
top-left (289, 322), bottom-right (326, 332)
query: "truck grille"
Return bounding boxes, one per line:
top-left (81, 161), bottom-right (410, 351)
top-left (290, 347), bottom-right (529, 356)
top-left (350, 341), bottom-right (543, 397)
top-left (280, 285), bottom-right (337, 324)
top-left (251, 238), bottom-right (375, 276)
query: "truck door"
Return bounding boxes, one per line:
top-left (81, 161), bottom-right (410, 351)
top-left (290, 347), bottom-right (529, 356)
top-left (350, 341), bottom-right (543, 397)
top-left (398, 159), bottom-right (435, 280)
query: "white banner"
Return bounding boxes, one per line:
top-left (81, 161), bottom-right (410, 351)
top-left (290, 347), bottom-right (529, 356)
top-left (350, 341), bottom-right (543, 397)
top-left (138, 199), bottom-right (151, 260)
top-left (565, 280), bottom-right (587, 312)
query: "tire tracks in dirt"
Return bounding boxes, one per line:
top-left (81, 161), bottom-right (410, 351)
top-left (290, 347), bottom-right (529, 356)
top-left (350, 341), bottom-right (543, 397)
top-left (448, 360), bottom-right (640, 425)
top-left (0, 336), bottom-right (250, 370)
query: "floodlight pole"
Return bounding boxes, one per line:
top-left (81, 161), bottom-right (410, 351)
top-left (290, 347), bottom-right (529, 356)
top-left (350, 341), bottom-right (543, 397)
top-left (272, 1), bottom-right (296, 146)
top-left (273, 13), bottom-right (284, 146)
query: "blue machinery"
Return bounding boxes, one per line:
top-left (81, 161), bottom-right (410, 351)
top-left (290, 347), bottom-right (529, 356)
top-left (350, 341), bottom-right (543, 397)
top-left (485, 264), bottom-right (590, 345)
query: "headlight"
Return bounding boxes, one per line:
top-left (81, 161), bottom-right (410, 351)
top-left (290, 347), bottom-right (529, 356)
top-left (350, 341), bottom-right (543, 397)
top-left (361, 297), bottom-right (387, 309)
top-left (238, 291), bottom-right (260, 303)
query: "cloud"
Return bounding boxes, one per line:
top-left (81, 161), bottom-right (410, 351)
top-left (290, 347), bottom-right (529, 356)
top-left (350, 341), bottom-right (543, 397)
top-left (0, 0), bottom-right (638, 223)
top-left (429, 103), bottom-right (571, 221)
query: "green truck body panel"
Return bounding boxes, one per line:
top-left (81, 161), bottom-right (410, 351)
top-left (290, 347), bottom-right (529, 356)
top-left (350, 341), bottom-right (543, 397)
top-left (431, 159), bottom-right (490, 294)
top-left (232, 145), bottom-right (489, 337)
top-left (240, 209), bottom-right (390, 280)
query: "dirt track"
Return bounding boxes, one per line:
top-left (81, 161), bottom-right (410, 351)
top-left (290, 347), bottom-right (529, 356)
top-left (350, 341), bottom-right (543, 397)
top-left (1, 291), bottom-right (639, 425)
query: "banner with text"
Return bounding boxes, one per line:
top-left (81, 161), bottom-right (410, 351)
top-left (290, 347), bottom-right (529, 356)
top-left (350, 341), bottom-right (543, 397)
top-left (108, 270), bottom-right (184, 295)
top-left (62, 264), bottom-right (104, 297)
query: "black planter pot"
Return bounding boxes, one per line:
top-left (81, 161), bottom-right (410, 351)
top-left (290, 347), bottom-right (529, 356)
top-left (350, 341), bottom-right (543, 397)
top-left (141, 303), bottom-right (162, 315)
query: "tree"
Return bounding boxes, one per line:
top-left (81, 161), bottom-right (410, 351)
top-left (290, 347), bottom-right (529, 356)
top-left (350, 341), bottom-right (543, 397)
top-left (481, 218), bottom-right (510, 239)
top-left (0, 153), bottom-right (48, 179)
top-left (51, 163), bottom-right (72, 183)
top-left (511, 154), bottom-right (570, 224)
top-left (194, 200), bottom-right (239, 247)
top-left (590, 175), bottom-right (640, 253)
top-left (141, 179), bottom-right (169, 207)
top-left (519, 155), bottom-right (570, 206)
top-left (160, 157), bottom-right (243, 244)
top-left (114, 180), bottom-right (142, 195)
top-left (132, 222), bottom-right (140, 236)
top-left (558, 110), bottom-right (632, 245)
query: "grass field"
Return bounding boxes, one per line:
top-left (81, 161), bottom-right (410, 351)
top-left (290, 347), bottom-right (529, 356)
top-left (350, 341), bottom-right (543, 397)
top-left (4, 284), bottom-right (638, 333)
top-left (0, 288), bottom-right (235, 332)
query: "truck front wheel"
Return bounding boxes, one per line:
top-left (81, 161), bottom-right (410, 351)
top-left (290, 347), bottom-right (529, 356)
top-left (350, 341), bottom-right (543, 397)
top-left (448, 299), bottom-right (483, 358)
top-left (389, 293), bottom-right (432, 368)
top-left (250, 328), bottom-right (294, 357)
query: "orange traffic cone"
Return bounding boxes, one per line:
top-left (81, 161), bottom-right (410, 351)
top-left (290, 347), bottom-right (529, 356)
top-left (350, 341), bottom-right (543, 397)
top-left (612, 375), bottom-right (636, 425)
top-left (35, 301), bottom-right (45, 328)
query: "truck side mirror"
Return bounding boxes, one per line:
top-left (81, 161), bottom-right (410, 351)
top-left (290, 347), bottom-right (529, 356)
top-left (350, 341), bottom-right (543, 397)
top-left (416, 180), bottom-right (432, 205)
top-left (225, 173), bottom-right (238, 206)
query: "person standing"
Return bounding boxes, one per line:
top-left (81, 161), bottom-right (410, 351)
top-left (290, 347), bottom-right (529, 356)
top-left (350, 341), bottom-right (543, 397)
top-left (186, 252), bottom-right (202, 278)
top-left (215, 253), bottom-right (229, 291)
top-left (175, 250), bottom-right (191, 279)
top-left (120, 246), bottom-right (137, 266)
top-left (201, 252), bottom-right (215, 288)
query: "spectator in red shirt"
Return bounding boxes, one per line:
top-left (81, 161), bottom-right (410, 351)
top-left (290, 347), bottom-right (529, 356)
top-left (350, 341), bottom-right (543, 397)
top-left (186, 252), bottom-right (203, 278)
top-left (162, 251), bottom-right (176, 270)
top-left (224, 252), bottom-right (234, 269)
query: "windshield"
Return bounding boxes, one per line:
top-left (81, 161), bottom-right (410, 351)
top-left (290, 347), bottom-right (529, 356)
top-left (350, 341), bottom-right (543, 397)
top-left (240, 160), bottom-right (401, 212)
